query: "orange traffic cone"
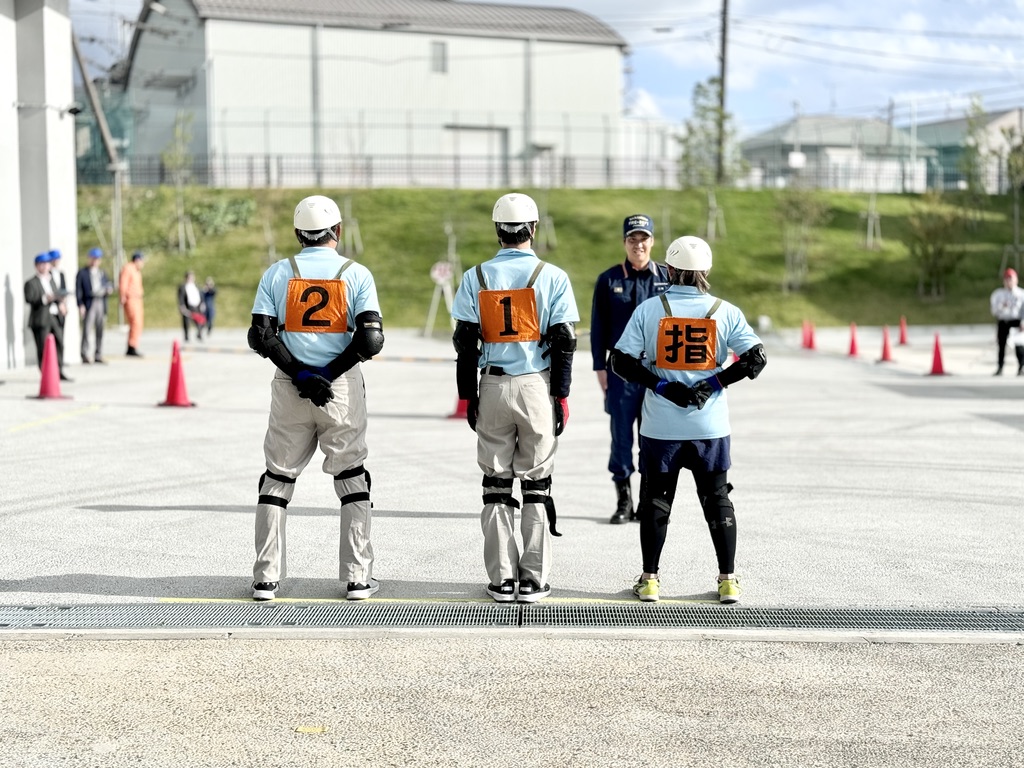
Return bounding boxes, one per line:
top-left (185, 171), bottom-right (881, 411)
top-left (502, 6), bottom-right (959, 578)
top-left (29, 333), bottom-right (70, 400)
top-left (898, 315), bottom-right (909, 345)
top-left (878, 326), bottom-right (893, 363)
top-left (807, 322), bottom-right (816, 350)
top-left (801, 320), bottom-right (810, 349)
top-left (928, 334), bottom-right (947, 376)
top-left (848, 323), bottom-right (859, 356)
top-left (159, 340), bottom-right (195, 407)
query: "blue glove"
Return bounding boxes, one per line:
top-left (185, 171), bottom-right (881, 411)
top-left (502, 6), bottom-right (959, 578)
top-left (654, 379), bottom-right (699, 409)
top-left (294, 369), bottom-right (334, 407)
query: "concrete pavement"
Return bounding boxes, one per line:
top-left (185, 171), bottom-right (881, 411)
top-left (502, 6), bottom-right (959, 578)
top-left (1, 321), bottom-right (1022, 767)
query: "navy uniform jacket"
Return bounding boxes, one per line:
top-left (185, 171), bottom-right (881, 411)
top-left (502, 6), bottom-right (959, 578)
top-left (590, 260), bottom-right (670, 371)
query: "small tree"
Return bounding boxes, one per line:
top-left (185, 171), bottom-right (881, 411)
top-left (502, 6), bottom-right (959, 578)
top-left (904, 191), bottom-right (965, 300)
top-left (677, 77), bottom-right (746, 189)
top-left (956, 96), bottom-right (990, 227)
top-left (775, 188), bottom-right (831, 292)
top-left (161, 111), bottom-right (195, 252)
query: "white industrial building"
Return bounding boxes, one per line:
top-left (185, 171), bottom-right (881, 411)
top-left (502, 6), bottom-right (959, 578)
top-left (114, 0), bottom-right (676, 189)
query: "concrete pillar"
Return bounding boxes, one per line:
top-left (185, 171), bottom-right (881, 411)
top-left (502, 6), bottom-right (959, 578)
top-left (1, 1), bottom-right (25, 370)
top-left (13, 0), bottom-right (79, 371)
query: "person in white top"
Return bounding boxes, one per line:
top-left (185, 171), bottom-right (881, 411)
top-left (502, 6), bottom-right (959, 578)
top-left (177, 271), bottom-right (207, 342)
top-left (989, 267), bottom-right (1024, 375)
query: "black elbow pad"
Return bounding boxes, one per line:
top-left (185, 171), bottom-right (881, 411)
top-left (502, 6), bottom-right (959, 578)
top-left (546, 322), bottom-right (577, 398)
top-left (352, 311), bottom-right (385, 360)
top-left (740, 344), bottom-right (767, 379)
top-left (609, 349), bottom-right (661, 390)
top-left (247, 314), bottom-right (278, 357)
top-left (247, 313), bottom-right (299, 376)
top-left (453, 321), bottom-right (482, 357)
top-left (453, 321), bottom-right (482, 400)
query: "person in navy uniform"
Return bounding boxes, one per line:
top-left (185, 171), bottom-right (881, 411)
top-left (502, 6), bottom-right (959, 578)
top-left (590, 214), bottom-right (669, 524)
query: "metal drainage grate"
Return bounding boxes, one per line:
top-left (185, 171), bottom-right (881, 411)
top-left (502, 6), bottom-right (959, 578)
top-left (0, 603), bottom-right (518, 630)
top-left (0, 603), bottom-right (1023, 633)
top-left (521, 604), bottom-right (1024, 632)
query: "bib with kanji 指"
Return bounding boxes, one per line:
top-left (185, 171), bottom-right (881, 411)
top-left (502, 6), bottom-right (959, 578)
top-left (654, 294), bottom-right (722, 371)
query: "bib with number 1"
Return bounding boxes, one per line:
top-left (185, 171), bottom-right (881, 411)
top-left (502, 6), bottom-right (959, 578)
top-left (476, 261), bottom-right (545, 343)
top-left (283, 256), bottom-right (353, 333)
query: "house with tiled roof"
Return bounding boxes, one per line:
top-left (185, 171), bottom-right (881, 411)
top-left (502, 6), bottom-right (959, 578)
top-left (107, 0), bottom-right (641, 188)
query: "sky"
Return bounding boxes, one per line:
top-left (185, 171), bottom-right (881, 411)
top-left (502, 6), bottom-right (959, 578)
top-left (69, 0), bottom-right (1024, 140)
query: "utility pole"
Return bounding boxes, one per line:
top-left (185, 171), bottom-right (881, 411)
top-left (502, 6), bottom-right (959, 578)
top-left (72, 31), bottom-right (127, 325)
top-left (716, 0), bottom-right (729, 185)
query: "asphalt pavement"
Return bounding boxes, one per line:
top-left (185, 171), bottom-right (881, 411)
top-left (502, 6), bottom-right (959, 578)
top-left (1, 320), bottom-right (1022, 767)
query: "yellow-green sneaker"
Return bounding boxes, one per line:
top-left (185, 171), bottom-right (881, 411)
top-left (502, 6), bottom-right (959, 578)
top-left (717, 577), bottom-right (741, 604)
top-left (632, 576), bottom-right (660, 603)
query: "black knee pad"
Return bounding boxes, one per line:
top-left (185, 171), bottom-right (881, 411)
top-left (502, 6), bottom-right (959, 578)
top-left (522, 476), bottom-right (560, 537)
top-left (637, 472), bottom-right (676, 527)
top-left (699, 476), bottom-right (735, 527)
top-left (258, 469), bottom-right (296, 508)
top-left (335, 465), bottom-right (371, 507)
top-left (482, 475), bottom-right (518, 508)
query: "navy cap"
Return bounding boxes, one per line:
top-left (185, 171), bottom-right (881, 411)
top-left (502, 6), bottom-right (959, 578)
top-left (131, 251), bottom-right (144, 261)
top-left (88, 247), bottom-right (103, 258)
top-left (47, 249), bottom-right (61, 261)
top-left (623, 214), bottom-right (654, 238)
top-left (34, 253), bottom-right (49, 264)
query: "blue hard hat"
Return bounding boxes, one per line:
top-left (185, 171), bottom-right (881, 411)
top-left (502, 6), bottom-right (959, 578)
top-left (88, 247), bottom-right (103, 258)
top-left (34, 253), bottom-right (49, 264)
top-left (47, 249), bottom-right (61, 261)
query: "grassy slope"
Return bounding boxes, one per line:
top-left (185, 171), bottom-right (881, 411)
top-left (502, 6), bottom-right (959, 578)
top-left (76, 186), bottom-right (1015, 331)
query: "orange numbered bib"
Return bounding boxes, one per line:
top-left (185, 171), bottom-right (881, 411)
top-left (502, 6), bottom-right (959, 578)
top-left (284, 279), bottom-right (348, 333)
top-left (478, 288), bottom-right (541, 343)
top-left (655, 316), bottom-right (717, 370)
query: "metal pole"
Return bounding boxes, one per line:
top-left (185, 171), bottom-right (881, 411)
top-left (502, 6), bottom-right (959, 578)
top-left (716, 0), bottom-right (728, 185)
top-left (111, 163), bottom-right (125, 325)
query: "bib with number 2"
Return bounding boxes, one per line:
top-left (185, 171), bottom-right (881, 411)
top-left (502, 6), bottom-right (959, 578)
top-left (282, 256), bottom-right (353, 333)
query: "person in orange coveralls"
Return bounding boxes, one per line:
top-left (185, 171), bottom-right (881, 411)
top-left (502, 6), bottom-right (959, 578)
top-left (120, 251), bottom-right (146, 357)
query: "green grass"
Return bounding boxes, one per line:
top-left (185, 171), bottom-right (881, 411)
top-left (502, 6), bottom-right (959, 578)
top-left (76, 186), bottom-right (1016, 331)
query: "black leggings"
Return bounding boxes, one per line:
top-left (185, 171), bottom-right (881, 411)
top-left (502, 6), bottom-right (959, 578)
top-left (996, 320), bottom-right (1024, 370)
top-left (638, 469), bottom-right (736, 575)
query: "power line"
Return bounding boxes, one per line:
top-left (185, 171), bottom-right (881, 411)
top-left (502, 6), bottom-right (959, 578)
top-left (734, 15), bottom-right (1024, 42)
top-left (739, 29), bottom-right (1024, 69)
top-left (728, 31), bottom-right (1022, 79)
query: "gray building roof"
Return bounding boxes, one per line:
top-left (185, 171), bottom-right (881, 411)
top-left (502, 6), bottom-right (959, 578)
top-left (741, 115), bottom-right (935, 155)
top-left (185, 0), bottom-right (627, 46)
top-left (910, 110), bottom-right (1020, 148)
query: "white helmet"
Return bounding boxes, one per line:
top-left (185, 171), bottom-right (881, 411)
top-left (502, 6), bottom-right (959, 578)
top-left (492, 193), bottom-right (539, 226)
top-left (665, 236), bottom-right (713, 272)
top-left (294, 195), bottom-right (342, 234)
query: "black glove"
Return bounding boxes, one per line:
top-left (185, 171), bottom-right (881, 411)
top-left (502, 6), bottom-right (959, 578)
top-left (294, 369), bottom-right (334, 407)
top-left (656, 380), bottom-right (699, 409)
top-left (462, 397), bottom-right (479, 431)
top-left (553, 397), bottom-right (569, 437)
top-left (691, 377), bottom-right (723, 410)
